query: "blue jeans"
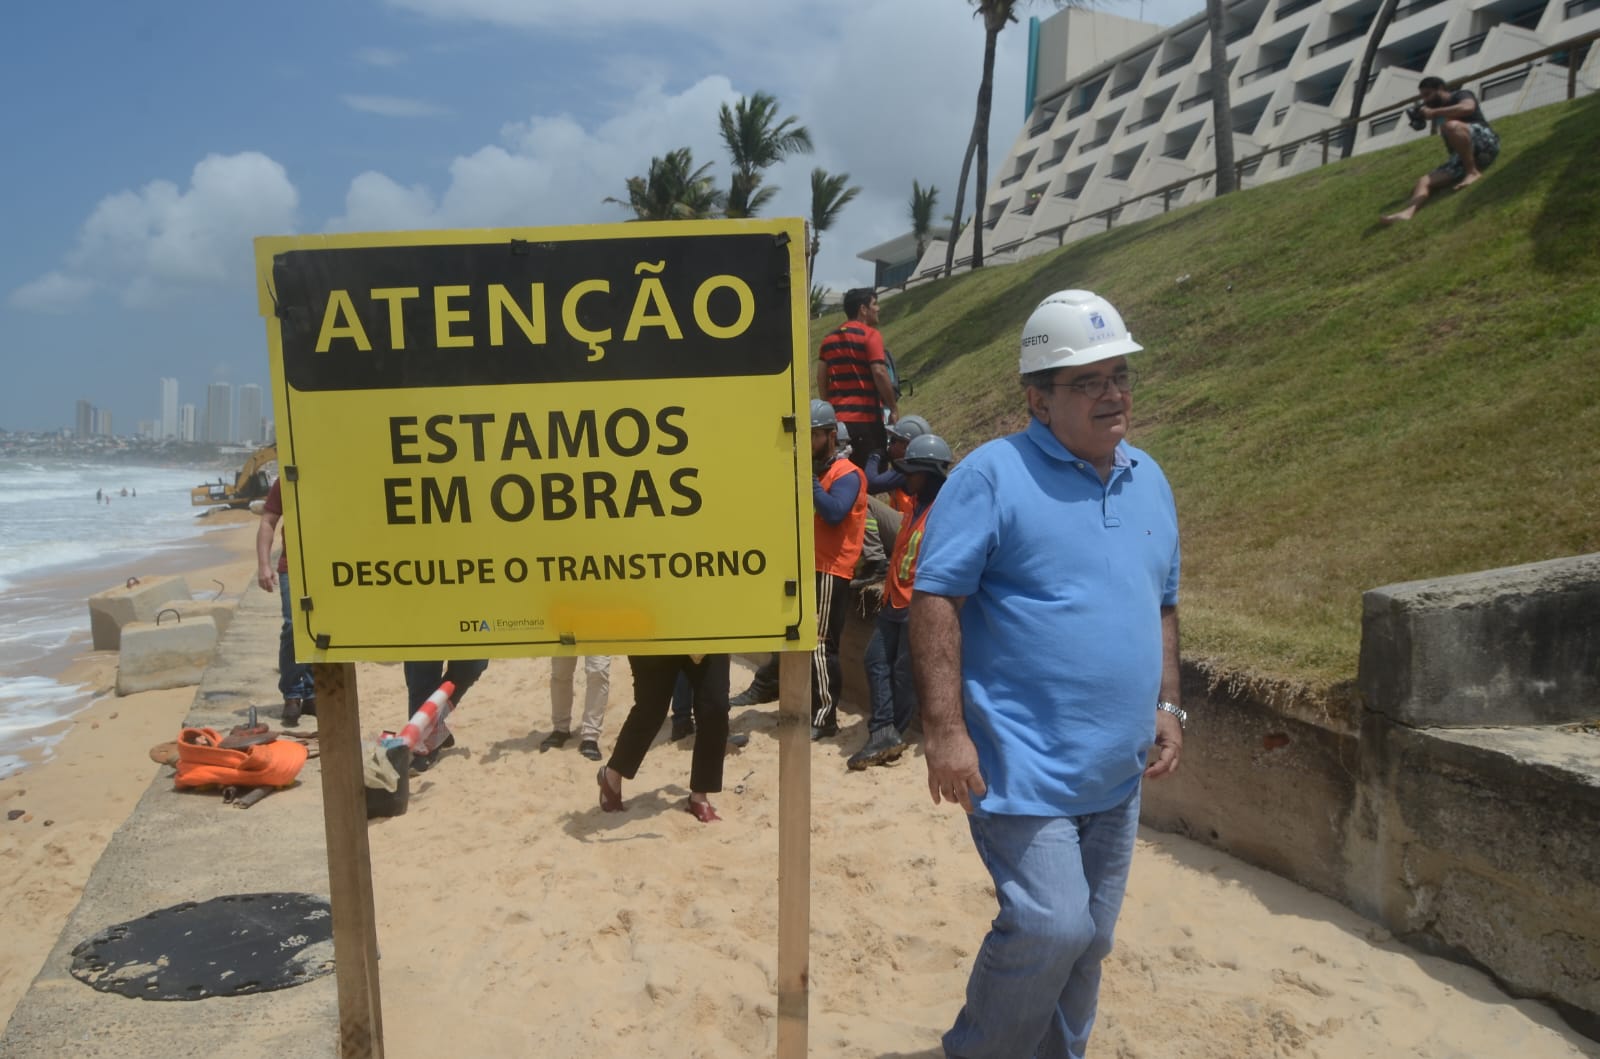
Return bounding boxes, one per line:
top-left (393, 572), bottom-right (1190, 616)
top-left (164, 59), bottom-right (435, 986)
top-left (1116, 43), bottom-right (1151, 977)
top-left (863, 613), bottom-right (917, 734)
top-left (277, 576), bottom-right (315, 702)
top-left (403, 660), bottom-right (489, 723)
top-left (944, 786), bottom-right (1141, 1059)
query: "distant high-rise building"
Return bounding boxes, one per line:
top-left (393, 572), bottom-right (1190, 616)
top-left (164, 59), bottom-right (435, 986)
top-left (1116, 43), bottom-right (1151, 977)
top-left (94, 409), bottom-right (113, 437)
top-left (138, 419), bottom-right (158, 439)
top-left (160, 378), bottom-right (179, 439)
top-left (179, 404), bottom-right (196, 442)
top-left (236, 384), bottom-right (263, 446)
top-left (75, 399), bottom-right (93, 439)
top-left (263, 418), bottom-right (276, 444)
top-left (206, 383), bottom-right (233, 444)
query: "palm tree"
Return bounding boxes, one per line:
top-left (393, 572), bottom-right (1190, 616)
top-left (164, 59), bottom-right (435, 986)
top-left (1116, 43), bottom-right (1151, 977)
top-left (604, 148), bottom-right (726, 221)
top-left (1206, 0), bottom-right (1238, 194)
top-left (910, 180), bottom-right (941, 260)
top-left (719, 91), bottom-right (813, 218)
top-left (1343, 0), bottom-right (1402, 160)
top-left (944, 0), bottom-right (1021, 276)
top-left (808, 168), bottom-right (860, 277)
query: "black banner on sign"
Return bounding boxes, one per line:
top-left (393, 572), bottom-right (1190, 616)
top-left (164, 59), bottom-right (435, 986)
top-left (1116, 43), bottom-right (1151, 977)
top-left (269, 233), bottom-right (794, 391)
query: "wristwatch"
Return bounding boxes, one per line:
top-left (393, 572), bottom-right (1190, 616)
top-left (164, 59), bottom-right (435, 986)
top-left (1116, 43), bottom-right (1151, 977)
top-left (1156, 701), bottom-right (1187, 730)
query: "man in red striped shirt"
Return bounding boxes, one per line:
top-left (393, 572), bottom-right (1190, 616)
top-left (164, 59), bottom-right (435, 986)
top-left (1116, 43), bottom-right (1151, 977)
top-left (816, 288), bottom-right (900, 469)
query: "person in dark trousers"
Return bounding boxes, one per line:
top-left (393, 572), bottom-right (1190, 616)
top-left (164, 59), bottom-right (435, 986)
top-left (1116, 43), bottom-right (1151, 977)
top-left (809, 400), bottom-right (868, 739)
top-left (1382, 75), bottom-right (1500, 224)
top-left (256, 478), bottom-right (315, 727)
top-left (403, 659), bottom-right (489, 771)
top-left (850, 433), bottom-right (952, 771)
top-left (816, 287), bottom-right (899, 469)
top-left (599, 654), bottom-right (731, 822)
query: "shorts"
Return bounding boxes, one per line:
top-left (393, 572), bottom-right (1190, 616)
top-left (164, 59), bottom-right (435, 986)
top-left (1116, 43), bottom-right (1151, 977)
top-left (1437, 124), bottom-right (1500, 180)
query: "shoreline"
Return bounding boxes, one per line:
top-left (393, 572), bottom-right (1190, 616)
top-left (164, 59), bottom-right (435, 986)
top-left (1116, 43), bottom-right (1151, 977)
top-left (0, 516), bottom-right (260, 1026)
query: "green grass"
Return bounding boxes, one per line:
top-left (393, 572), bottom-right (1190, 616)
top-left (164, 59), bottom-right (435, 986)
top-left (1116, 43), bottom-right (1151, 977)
top-left (813, 93), bottom-right (1600, 702)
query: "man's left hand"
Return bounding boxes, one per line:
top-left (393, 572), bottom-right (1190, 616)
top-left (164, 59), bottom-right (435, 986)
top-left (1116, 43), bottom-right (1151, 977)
top-left (1145, 709), bottom-right (1183, 779)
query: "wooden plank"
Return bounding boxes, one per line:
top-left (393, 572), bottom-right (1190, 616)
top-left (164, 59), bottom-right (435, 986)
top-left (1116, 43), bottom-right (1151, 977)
top-left (776, 649), bottom-right (811, 1058)
top-left (314, 662), bottom-right (385, 1058)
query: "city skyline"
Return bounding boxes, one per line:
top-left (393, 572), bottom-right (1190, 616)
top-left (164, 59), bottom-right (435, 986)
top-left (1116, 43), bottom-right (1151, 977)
top-left (69, 374), bottom-right (271, 442)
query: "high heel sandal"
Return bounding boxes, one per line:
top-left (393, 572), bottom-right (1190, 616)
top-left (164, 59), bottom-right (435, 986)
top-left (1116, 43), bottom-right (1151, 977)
top-left (685, 798), bottom-right (721, 823)
top-left (597, 766), bottom-right (624, 812)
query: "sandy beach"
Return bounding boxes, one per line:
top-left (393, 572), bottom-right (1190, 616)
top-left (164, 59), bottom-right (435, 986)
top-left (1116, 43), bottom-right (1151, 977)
top-left (2, 517), bottom-right (1596, 1057)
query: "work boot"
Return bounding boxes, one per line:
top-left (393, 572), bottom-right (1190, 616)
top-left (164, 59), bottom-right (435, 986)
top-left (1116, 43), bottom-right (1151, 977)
top-left (847, 726), bottom-right (907, 771)
top-left (540, 730), bottom-right (570, 751)
top-left (281, 697), bottom-right (303, 728)
top-left (579, 739), bottom-right (602, 761)
top-left (730, 685), bottom-right (776, 708)
top-left (811, 723), bottom-right (839, 742)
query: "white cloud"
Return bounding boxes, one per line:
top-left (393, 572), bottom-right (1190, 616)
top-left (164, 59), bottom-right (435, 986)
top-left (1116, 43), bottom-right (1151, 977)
top-left (327, 76), bottom-right (740, 232)
top-left (355, 46), bottom-right (408, 66)
top-left (386, 0), bottom-right (760, 31)
top-left (12, 152), bottom-right (300, 310)
top-left (342, 94), bottom-right (452, 118)
top-left (7, 271), bottom-right (95, 313)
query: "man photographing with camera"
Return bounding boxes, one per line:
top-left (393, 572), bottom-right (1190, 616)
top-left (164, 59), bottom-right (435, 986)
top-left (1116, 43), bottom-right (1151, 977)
top-left (1382, 75), bottom-right (1501, 225)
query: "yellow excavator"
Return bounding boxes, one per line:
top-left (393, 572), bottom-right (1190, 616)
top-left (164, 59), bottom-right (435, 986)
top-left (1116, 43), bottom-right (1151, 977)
top-left (190, 444), bottom-right (277, 508)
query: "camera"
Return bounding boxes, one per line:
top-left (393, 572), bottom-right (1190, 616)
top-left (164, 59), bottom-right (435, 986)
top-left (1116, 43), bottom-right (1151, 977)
top-left (1405, 104), bottom-right (1428, 131)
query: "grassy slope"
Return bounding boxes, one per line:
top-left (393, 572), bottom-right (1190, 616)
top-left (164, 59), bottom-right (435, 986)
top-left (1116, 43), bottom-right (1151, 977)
top-left (814, 93), bottom-right (1600, 700)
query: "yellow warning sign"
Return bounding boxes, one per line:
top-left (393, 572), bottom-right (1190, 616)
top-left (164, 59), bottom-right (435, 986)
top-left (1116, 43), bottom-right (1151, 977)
top-left (256, 220), bottom-right (815, 661)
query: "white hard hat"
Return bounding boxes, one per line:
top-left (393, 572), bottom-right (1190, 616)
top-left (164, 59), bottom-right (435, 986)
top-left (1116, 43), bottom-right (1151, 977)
top-left (1018, 290), bottom-right (1143, 374)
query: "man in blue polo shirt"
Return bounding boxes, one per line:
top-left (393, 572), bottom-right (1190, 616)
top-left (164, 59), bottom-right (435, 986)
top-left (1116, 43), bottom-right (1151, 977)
top-left (910, 289), bottom-right (1184, 1059)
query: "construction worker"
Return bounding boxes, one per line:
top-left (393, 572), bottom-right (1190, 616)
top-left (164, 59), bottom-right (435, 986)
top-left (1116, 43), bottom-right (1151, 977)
top-left (811, 399), bottom-right (868, 739)
top-left (849, 432), bottom-right (952, 770)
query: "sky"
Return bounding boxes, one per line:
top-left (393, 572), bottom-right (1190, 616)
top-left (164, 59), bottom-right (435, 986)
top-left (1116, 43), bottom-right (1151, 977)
top-left (0, 0), bottom-right (1200, 436)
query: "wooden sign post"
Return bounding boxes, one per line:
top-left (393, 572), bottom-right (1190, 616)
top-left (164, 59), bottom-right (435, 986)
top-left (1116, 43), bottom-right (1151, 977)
top-left (776, 650), bottom-right (812, 1057)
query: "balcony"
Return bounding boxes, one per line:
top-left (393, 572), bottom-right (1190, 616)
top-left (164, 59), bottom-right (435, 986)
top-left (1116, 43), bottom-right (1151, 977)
top-left (1369, 113), bottom-right (1403, 135)
top-left (1449, 32), bottom-right (1487, 60)
top-left (1059, 184), bottom-right (1086, 200)
top-left (1178, 90), bottom-right (1215, 111)
top-left (1308, 26), bottom-right (1369, 56)
top-left (1157, 54), bottom-right (1195, 75)
top-left (1482, 67), bottom-right (1530, 100)
top-left (1067, 102), bottom-right (1094, 118)
top-left (1037, 153), bottom-right (1068, 170)
top-left (1274, 106), bottom-right (1290, 125)
top-left (1126, 115), bottom-right (1162, 133)
top-left (1078, 135), bottom-right (1112, 151)
top-left (1275, 0), bottom-right (1319, 19)
top-left (1000, 173), bottom-right (1024, 187)
top-left (1109, 80), bottom-right (1141, 98)
top-left (1106, 164), bottom-right (1137, 180)
top-left (1238, 56), bottom-right (1292, 85)
top-left (1569, 0), bottom-right (1600, 15)
top-left (1392, 0), bottom-right (1448, 19)
top-left (1029, 118), bottom-right (1057, 136)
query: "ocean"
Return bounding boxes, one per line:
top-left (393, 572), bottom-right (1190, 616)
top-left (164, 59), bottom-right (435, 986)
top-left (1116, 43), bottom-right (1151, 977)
top-left (0, 457), bottom-right (235, 778)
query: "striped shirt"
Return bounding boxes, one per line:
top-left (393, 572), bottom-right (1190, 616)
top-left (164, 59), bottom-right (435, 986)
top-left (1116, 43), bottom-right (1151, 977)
top-left (819, 322), bottom-right (887, 423)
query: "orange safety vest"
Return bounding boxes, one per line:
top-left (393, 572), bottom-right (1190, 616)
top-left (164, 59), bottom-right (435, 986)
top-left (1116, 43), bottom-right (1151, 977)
top-left (888, 487), bottom-right (914, 522)
top-left (815, 459), bottom-right (868, 580)
top-left (887, 503), bottom-right (933, 611)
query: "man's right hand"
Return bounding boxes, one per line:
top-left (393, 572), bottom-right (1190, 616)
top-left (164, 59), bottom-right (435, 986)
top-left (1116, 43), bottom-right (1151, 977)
top-left (257, 567), bottom-right (277, 592)
top-left (925, 728), bottom-right (986, 813)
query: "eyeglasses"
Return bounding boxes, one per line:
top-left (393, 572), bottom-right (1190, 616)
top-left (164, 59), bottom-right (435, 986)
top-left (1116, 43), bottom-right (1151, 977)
top-left (1045, 369), bottom-right (1137, 399)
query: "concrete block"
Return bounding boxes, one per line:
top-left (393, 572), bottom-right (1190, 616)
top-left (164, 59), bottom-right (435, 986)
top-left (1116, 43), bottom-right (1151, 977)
top-left (1358, 553), bottom-right (1600, 727)
top-left (116, 615), bottom-right (218, 695)
top-left (86, 576), bottom-right (192, 651)
top-left (164, 598), bottom-right (236, 640)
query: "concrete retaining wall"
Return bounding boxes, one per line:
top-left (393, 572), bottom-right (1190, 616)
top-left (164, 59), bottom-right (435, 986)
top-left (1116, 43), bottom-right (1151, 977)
top-left (115, 615), bottom-right (219, 695)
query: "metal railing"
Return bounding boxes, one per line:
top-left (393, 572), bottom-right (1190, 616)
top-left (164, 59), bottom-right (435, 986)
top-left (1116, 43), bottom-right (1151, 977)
top-left (1038, 153), bottom-right (1068, 170)
top-left (1126, 115), bottom-right (1162, 132)
top-left (1451, 32), bottom-right (1488, 60)
top-left (896, 31), bottom-right (1598, 290)
top-left (1239, 57), bottom-right (1293, 84)
top-left (1308, 25), bottom-right (1369, 56)
top-left (1392, 0), bottom-right (1448, 19)
top-left (1570, 0), bottom-right (1600, 15)
top-left (1109, 80), bottom-right (1142, 98)
top-left (1275, 0), bottom-right (1319, 20)
top-left (1029, 119), bottom-right (1057, 136)
top-left (1158, 54), bottom-right (1195, 75)
top-left (1179, 91), bottom-right (1215, 110)
top-left (1079, 135), bottom-right (1112, 151)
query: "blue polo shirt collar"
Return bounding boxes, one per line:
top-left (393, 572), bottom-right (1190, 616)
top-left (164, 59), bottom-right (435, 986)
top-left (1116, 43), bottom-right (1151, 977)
top-left (1023, 417), bottom-right (1136, 475)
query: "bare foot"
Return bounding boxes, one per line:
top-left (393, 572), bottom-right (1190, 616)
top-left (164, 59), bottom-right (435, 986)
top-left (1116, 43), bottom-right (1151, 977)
top-left (1381, 212), bottom-right (1410, 225)
top-left (1456, 172), bottom-right (1481, 189)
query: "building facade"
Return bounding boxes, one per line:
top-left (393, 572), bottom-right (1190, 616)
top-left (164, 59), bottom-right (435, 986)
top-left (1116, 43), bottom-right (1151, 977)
top-left (920, 0), bottom-right (1600, 275)
top-left (236, 384), bottom-right (263, 446)
top-left (206, 382), bottom-right (233, 444)
top-left (160, 377), bottom-right (179, 440)
top-left (179, 403), bottom-right (196, 442)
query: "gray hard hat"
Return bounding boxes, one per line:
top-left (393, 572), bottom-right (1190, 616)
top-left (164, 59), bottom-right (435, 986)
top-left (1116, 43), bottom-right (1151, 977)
top-left (810, 399), bottom-right (838, 429)
top-left (887, 414), bottom-right (931, 442)
top-left (894, 433), bottom-right (953, 477)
